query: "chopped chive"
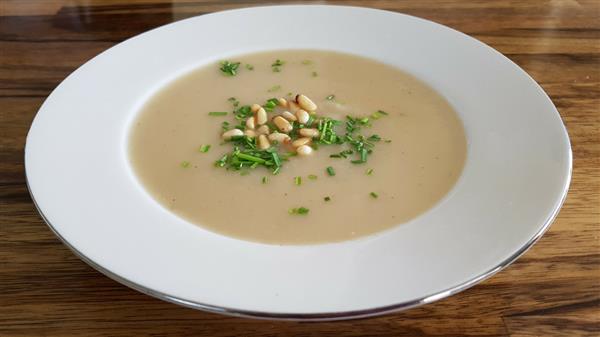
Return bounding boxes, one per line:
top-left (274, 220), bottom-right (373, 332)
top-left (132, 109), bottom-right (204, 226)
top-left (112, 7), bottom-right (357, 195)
top-left (308, 174), bottom-right (318, 180)
top-left (367, 134), bottom-right (381, 142)
top-left (272, 59), bottom-right (285, 72)
top-left (245, 64), bottom-right (254, 70)
top-left (351, 148), bottom-right (368, 164)
top-left (264, 98), bottom-right (279, 112)
top-left (215, 154), bottom-right (227, 167)
top-left (180, 161), bottom-right (191, 168)
top-left (221, 121), bottom-right (230, 131)
top-left (370, 192), bottom-right (379, 199)
top-left (325, 94), bottom-right (335, 101)
top-left (297, 207), bottom-right (309, 214)
top-left (219, 60), bottom-right (240, 76)
top-left (199, 144), bottom-right (211, 153)
top-left (326, 166), bottom-right (335, 176)
top-left (294, 176), bottom-right (302, 186)
top-left (301, 60), bottom-right (313, 65)
top-left (208, 111), bottom-right (228, 116)
top-left (271, 152), bottom-right (281, 167)
top-left (233, 105), bottom-right (252, 120)
top-left (267, 85), bottom-right (281, 92)
top-left (262, 176), bottom-right (268, 184)
top-left (227, 97), bottom-right (239, 107)
top-left (376, 110), bottom-right (389, 115)
top-left (236, 153), bottom-right (266, 164)
top-left (324, 196), bottom-right (331, 202)
top-left (311, 71), bottom-right (318, 77)
top-left (366, 168), bottom-right (374, 175)
top-left (288, 207), bottom-right (309, 215)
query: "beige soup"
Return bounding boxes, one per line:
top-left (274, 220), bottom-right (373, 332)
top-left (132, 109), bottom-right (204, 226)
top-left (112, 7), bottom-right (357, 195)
top-left (129, 50), bottom-right (467, 244)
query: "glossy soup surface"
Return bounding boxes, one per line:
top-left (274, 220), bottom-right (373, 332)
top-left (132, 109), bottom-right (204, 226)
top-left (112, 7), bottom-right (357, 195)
top-left (129, 50), bottom-right (467, 244)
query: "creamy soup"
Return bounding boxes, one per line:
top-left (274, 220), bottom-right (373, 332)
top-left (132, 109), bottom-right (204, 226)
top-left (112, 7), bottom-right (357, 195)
top-left (129, 50), bottom-right (466, 244)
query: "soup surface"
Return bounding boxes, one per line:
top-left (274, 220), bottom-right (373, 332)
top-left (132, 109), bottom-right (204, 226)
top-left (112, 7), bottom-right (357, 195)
top-left (129, 50), bottom-right (466, 244)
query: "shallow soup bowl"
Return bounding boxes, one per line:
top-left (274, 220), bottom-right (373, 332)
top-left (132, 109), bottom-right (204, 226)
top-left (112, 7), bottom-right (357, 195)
top-left (25, 5), bottom-right (571, 320)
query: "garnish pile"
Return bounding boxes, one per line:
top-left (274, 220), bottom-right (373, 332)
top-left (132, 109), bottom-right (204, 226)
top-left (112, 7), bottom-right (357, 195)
top-left (211, 92), bottom-right (387, 176)
top-left (191, 59), bottom-right (393, 214)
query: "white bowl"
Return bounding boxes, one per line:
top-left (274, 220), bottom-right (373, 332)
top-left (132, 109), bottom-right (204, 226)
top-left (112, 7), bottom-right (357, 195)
top-left (25, 5), bottom-right (571, 320)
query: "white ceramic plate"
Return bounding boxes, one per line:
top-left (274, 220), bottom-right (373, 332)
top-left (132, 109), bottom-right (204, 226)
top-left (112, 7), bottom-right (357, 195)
top-left (25, 5), bottom-right (571, 320)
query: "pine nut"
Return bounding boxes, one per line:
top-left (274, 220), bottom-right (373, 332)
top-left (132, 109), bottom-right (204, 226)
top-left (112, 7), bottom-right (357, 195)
top-left (295, 109), bottom-right (310, 124)
top-left (244, 129), bottom-right (256, 138)
top-left (256, 125), bottom-right (270, 135)
top-left (251, 104), bottom-right (261, 113)
top-left (258, 134), bottom-right (270, 150)
top-left (288, 101), bottom-right (300, 113)
top-left (246, 116), bottom-right (256, 130)
top-left (268, 132), bottom-right (291, 144)
top-left (296, 94), bottom-right (317, 112)
top-left (296, 145), bottom-right (313, 156)
top-left (222, 128), bottom-right (243, 140)
top-left (292, 137), bottom-right (311, 148)
top-left (278, 98), bottom-right (288, 107)
top-left (273, 116), bottom-right (293, 133)
top-left (281, 110), bottom-right (297, 122)
top-left (299, 128), bottom-right (319, 138)
top-left (255, 107), bottom-right (268, 125)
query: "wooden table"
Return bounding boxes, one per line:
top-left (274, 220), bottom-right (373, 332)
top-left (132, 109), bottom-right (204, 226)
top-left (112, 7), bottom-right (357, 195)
top-left (1, 1), bottom-right (598, 336)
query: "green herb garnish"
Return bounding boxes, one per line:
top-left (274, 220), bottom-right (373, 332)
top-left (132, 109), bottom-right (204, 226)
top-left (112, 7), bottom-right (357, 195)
top-left (324, 196), bottom-right (331, 202)
top-left (366, 168), bottom-right (374, 175)
top-left (262, 176), bottom-right (268, 184)
top-left (289, 207), bottom-right (309, 215)
top-left (330, 149), bottom-right (353, 158)
top-left (263, 98), bottom-right (279, 112)
top-left (326, 166), bottom-right (335, 176)
top-left (268, 85), bottom-right (281, 93)
top-left (221, 121), bottom-right (230, 131)
top-left (367, 134), bottom-right (381, 142)
top-left (228, 97), bottom-right (239, 107)
top-left (234, 105), bottom-right (252, 120)
top-left (181, 161), bottom-right (191, 168)
top-left (370, 192), bottom-right (379, 199)
top-left (294, 176), bottom-right (302, 186)
top-left (316, 117), bottom-right (343, 145)
top-left (215, 136), bottom-right (285, 174)
top-left (199, 144), bottom-right (211, 153)
top-left (371, 110), bottom-right (389, 119)
top-left (272, 59), bottom-right (285, 72)
top-left (215, 154), bottom-right (227, 167)
top-left (219, 60), bottom-right (240, 76)
top-left (308, 174), bottom-right (318, 180)
top-left (245, 64), bottom-right (254, 70)
top-left (208, 111), bottom-right (228, 116)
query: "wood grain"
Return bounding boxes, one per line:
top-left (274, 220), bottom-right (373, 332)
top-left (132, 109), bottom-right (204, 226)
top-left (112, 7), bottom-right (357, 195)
top-left (1, 1), bottom-right (598, 336)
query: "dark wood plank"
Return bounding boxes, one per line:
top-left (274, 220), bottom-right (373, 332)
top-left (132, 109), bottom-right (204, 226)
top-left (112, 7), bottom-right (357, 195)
top-left (1, 1), bottom-right (598, 336)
